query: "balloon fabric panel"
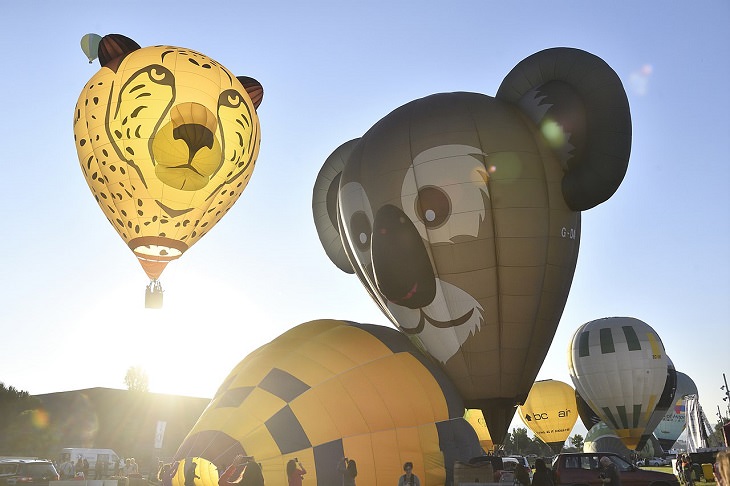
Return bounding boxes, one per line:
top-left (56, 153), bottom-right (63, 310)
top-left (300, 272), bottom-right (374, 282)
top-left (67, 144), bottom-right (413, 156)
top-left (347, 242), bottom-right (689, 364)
top-left (464, 409), bottom-right (494, 452)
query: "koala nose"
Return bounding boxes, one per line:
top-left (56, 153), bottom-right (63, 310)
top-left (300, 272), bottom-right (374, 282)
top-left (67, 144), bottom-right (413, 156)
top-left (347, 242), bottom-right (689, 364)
top-left (372, 204), bottom-right (436, 309)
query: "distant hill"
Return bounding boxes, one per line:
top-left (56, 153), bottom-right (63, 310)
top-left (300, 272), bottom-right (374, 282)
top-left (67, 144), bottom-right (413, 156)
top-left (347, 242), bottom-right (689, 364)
top-left (36, 387), bottom-right (210, 473)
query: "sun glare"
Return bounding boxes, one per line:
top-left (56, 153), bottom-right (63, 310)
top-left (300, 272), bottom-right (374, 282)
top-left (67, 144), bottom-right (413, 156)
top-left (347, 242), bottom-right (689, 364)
top-left (73, 268), bottom-right (273, 399)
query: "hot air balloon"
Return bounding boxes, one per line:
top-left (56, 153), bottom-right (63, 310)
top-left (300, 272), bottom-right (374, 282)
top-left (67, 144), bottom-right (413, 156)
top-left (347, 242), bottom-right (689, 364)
top-left (638, 356), bottom-right (677, 451)
top-left (568, 317), bottom-right (669, 450)
top-left (576, 390), bottom-right (602, 432)
top-left (583, 422), bottom-right (663, 461)
top-left (464, 409), bottom-right (494, 453)
top-left (175, 319), bottom-right (482, 486)
top-left (312, 48), bottom-right (631, 443)
top-left (73, 34), bottom-right (264, 307)
top-left (654, 371), bottom-right (698, 452)
top-left (80, 33), bottom-right (102, 63)
top-left (517, 380), bottom-right (578, 453)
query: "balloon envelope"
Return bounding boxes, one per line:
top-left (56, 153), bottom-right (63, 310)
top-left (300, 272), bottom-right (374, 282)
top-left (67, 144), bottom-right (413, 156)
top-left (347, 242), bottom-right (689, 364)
top-left (73, 34), bottom-right (263, 282)
top-left (464, 409), bottom-right (494, 453)
top-left (654, 371), bottom-right (698, 451)
top-left (313, 48), bottom-right (631, 444)
top-left (638, 357), bottom-right (677, 451)
top-left (171, 458), bottom-right (217, 486)
top-left (80, 33), bottom-right (102, 62)
top-left (518, 380), bottom-right (578, 453)
top-left (575, 390), bottom-right (602, 432)
top-left (175, 320), bottom-right (481, 486)
top-left (583, 422), bottom-right (662, 461)
top-left (568, 317), bottom-right (669, 450)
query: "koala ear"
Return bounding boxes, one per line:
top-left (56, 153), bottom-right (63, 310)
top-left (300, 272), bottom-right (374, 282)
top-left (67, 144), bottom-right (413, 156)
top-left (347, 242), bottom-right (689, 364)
top-left (236, 76), bottom-right (264, 109)
top-left (496, 48), bottom-right (631, 211)
top-left (312, 139), bottom-right (361, 274)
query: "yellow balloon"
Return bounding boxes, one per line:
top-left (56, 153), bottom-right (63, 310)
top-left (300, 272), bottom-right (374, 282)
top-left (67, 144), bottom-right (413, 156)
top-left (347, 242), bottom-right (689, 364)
top-left (73, 34), bottom-right (263, 287)
top-left (175, 320), bottom-right (482, 486)
top-left (171, 457), bottom-right (218, 486)
top-left (517, 379), bottom-right (578, 453)
top-left (464, 409), bottom-right (494, 453)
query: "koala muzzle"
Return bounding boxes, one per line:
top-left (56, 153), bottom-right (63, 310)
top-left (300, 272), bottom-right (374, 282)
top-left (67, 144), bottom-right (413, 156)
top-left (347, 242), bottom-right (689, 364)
top-left (371, 204), bottom-right (435, 308)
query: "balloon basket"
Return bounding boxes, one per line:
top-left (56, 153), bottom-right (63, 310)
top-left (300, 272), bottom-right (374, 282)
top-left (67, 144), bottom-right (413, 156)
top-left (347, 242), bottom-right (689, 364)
top-left (145, 280), bottom-right (163, 309)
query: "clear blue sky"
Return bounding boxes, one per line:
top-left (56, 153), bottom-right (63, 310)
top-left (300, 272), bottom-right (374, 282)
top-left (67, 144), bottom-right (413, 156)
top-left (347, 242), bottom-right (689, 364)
top-left (1, 0), bottom-right (728, 440)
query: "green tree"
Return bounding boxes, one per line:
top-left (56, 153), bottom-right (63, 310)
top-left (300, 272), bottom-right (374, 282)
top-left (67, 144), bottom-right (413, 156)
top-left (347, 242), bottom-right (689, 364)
top-left (711, 416), bottom-right (728, 446)
top-left (0, 382), bottom-right (58, 457)
top-left (569, 433), bottom-right (584, 451)
top-left (511, 427), bottom-right (531, 454)
top-left (124, 366), bottom-right (149, 392)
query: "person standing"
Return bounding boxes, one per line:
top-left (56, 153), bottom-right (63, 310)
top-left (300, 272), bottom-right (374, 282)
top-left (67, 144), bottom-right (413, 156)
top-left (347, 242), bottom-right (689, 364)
top-left (218, 455), bottom-right (264, 486)
top-left (598, 456), bottom-right (621, 486)
top-left (184, 458), bottom-right (200, 486)
top-left (715, 451), bottom-right (729, 486)
top-left (286, 459), bottom-right (306, 486)
top-left (515, 463), bottom-right (531, 486)
top-left (397, 461), bottom-right (420, 486)
top-left (94, 459), bottom-right (103, 480)
top-left (682, 454), bottom-right (694, 486)
top-left (337, 457), bottom-right (357, 486)
top-left (240, 458), bottom-right (264, 486)
top-left (75, 458), bottom-right (85, 479)
top-left (531, 458), bottom-right (553, 486)
top-left (59, 457), bottom-right (75, 480)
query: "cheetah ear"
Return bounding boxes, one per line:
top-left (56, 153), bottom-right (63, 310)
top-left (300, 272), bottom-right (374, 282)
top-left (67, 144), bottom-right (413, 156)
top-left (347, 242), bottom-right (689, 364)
top-left (98, 34), bottom-right (141, 72)
top-left (312, 138), bottom-right (361, 274)
top-left (236, 76), bottom-right (263, 110)
top-left (497, 47), bottom-right (631, 211)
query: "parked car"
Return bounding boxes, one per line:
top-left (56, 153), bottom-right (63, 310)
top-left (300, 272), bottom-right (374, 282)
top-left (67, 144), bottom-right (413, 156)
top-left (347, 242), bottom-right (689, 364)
top-left (507, 456), bottom-right (534, 480)
top-left (551, 452), bottom-right (679, 486)
top-left (0, 459), bottom-right (59, 486)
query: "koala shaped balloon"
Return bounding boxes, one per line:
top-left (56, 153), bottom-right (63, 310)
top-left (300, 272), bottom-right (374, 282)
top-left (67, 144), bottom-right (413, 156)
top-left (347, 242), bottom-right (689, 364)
top-left (313, 48), bottom-right (631, 444)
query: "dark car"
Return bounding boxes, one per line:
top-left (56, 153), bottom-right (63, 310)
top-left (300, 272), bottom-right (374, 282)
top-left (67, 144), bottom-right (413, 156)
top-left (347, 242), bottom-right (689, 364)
top-left (552, 452), bottom-right (679, 486)
top-left (0, 459), bottom-right (59, 486)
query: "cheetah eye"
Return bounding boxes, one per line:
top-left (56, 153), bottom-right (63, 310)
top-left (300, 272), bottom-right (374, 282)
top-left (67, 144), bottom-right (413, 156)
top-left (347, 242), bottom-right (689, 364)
top-left (415, 186), bottom-right (450, 229)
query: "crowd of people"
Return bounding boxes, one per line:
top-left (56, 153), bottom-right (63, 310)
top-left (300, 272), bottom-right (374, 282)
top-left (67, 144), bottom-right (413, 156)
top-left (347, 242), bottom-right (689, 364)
top-left (56, 456), bottom-right (140, 480)
top-left (155, 454), bottom-right (420, 485)
top-left (148, 450), bottom-right (730, 486)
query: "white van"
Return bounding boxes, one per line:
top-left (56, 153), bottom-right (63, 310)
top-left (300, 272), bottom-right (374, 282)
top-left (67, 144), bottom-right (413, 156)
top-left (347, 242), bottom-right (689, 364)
top-left (60, 448), bottom-right (121, 473)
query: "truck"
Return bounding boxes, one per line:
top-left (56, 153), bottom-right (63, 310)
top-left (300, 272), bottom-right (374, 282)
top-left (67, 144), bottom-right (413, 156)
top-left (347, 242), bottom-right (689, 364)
top-left (59, 448), bottom-right (121, 476)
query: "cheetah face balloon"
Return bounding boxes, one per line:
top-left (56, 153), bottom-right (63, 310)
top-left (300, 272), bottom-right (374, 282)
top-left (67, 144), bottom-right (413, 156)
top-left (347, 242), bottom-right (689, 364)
top-left (313, 48), bottom-right (631, 442)
top-left (74, 34), bottom-right (263, 280)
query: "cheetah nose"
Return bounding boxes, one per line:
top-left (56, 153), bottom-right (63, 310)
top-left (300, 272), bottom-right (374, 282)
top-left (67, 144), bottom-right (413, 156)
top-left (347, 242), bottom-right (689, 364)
top-left (169, 102), bottom-right (217, 158)
top-left (170, 102), bottom-right (217, 131)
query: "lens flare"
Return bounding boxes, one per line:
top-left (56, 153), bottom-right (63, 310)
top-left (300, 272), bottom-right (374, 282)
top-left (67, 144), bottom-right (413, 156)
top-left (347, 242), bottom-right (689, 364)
top-left (30, 408), bottom-right (50, 429)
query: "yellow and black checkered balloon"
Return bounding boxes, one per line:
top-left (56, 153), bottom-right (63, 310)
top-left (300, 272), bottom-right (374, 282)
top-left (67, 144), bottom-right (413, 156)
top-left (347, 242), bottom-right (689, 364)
top-left (174, 319), bottom-right (481, 485)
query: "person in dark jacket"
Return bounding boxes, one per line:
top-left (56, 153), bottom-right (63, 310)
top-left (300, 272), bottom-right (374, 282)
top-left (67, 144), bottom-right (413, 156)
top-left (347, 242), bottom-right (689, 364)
top-left (531, 458), bottom-right (553, 486)
top-left (337, 457), bottom-right (357, 486)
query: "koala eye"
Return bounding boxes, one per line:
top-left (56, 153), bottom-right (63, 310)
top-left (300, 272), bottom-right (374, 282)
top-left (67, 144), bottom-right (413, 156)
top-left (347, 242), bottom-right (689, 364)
top-left (401, 144), bottom-right (490, 244)
top-left (350, 211), bottom-right (372, 252)
top-left (339, 181), bottom-right (374, 268)
top-left (416, 186), bottom-right (451, 229)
